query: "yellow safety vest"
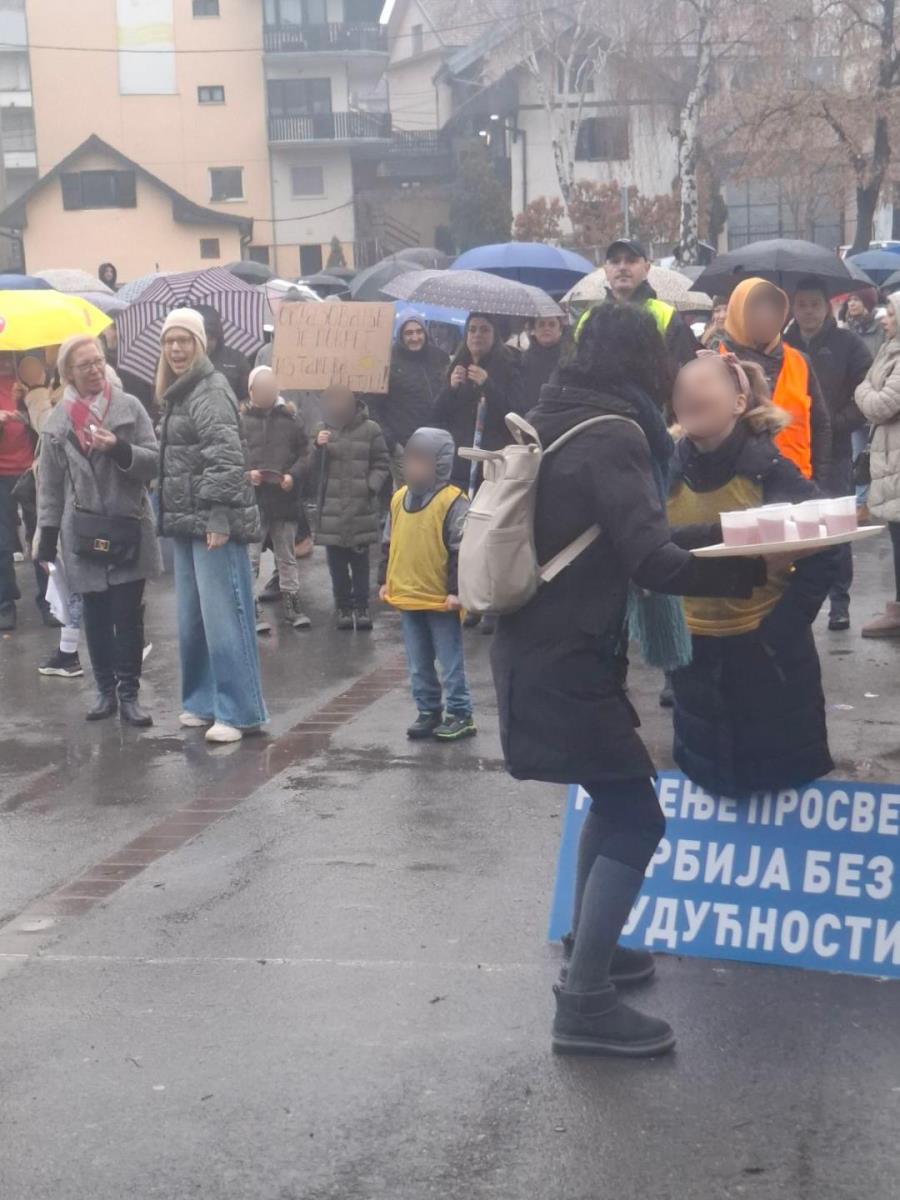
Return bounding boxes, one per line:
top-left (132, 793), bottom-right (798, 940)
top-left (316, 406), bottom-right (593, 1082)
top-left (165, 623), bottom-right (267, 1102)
top-left (667, 474), bottom-right (790, 636)
top-left (575, 295), bottom-right (676, 340)
top-left (384, 484), bottom-right (465, 611)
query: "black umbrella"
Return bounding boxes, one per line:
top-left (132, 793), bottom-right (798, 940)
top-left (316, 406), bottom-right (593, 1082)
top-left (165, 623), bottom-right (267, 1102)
top-left (350, 256), bottom-right (421, 301)
top-left (694, 238), bottom-right (860, 299)
top-left (393, 247), bottom-right (451, 269)
top-left (300, 271), bottom-right (352, 297)
top-left (226, 260), bottom-right (275, 284)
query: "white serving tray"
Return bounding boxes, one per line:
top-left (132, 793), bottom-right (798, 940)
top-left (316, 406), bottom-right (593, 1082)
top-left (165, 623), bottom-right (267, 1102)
top-left (691, 525), bottom-right (886, 558)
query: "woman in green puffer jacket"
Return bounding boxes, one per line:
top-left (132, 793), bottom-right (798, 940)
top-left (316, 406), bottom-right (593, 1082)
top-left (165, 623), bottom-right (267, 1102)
top-left (156, 308), bottom-right (267, 744)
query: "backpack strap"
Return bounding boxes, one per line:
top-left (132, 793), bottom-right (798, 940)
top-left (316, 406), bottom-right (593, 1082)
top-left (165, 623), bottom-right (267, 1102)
top-left (538, 415), bottom-right (647, 582)
top-left (545, 413), bottom-right (644, 455)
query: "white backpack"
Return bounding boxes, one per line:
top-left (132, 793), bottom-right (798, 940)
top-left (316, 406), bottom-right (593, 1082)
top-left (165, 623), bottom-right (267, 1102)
top-left (457, 412), bottom-right (642, 615)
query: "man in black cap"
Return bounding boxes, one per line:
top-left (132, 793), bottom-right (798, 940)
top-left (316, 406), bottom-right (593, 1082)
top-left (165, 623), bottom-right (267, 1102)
top-left (600, 237), bottom-right (699, 370)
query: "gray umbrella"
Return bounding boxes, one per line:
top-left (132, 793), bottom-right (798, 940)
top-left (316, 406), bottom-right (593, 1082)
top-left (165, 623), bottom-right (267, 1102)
top-left (393, 247), bottom-right (451, 268)
top-left (382, 269), bottom-right (562, 318)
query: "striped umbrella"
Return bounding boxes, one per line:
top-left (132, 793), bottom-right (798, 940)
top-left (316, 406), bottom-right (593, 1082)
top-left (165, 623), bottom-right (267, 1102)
top-left (116, 267), bottom-right (265, 384)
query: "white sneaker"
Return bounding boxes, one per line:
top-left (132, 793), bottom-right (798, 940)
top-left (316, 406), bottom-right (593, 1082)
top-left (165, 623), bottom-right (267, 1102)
top-left (12, 551), bottom-right (23, 563)
top-left (179, 711), bottom-right (212, 728)
top-left (205, 721), bottom-right (243, 743)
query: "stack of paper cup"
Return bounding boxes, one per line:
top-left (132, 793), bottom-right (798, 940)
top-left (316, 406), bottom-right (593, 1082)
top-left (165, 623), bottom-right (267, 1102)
top-left (720, 510), bottom-right (761, 546)
top-left (821, 496), bottom-right (858, 535)
top-left (792, 500), bottom-right (822, 539)
top-left (756, 504), bottom-right (793, 542)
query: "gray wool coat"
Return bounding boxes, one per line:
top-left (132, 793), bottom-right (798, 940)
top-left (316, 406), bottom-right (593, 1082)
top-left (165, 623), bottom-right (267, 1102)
top-left (313, 401), bottom-right (390, 548)
top-left (158, 357), bottom-right (260, 543)
top-left (37, 389), bottom-right (161, 594)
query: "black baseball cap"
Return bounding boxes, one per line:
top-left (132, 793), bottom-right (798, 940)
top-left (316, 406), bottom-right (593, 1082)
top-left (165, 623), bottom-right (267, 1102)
top-left (605, 237), bottom-right (649, 260)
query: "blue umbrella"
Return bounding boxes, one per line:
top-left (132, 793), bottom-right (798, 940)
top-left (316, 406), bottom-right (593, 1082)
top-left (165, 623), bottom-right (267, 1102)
top-left (846, 249), bottom-right (900, 285)
top-left (0, 273), bottom-right (51, 290)
top-left (451, 242), bottom-right (594, 295)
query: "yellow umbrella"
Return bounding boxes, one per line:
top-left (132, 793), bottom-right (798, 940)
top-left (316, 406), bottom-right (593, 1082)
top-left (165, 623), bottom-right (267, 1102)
top-left (0, 289), bottom-right (111, 350)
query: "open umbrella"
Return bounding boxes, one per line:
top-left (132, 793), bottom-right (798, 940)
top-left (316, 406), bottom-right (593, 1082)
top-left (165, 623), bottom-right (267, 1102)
top-left (299, 271), bottom-right (352, 297)
top-left (79, 291), bottom-right (129, 317)
top-left (394, 247), bottom-right (451, 269)
top-left (225, 260), bottom-right (274, 285)
top-left (116, 273), bottom-right (166, 304)
top-left (34, 268), bottom-right (113, 296)
top-left (694, 239), bottom-right (859, 298)
top-left (383, 269), bottom-right (562, 318)
top-left (0, 290), bottom-right (111, 349)
top-left (350, 255), bottom-right (426, 301)
top-left (452, 242), bottom-right (593, 295)
top-left (845, 248), bottom-right (900, 285)
top-left (117, 267), bottom-right (265, 384)
top-left (563, 265), bottom-right (710, 312)
top-left (0, 273), bottom-right (51, 290)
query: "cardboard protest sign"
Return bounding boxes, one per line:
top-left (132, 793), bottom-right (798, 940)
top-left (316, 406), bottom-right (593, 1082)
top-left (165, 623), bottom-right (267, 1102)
top-left (272, 301), bottom-right (394, 393)
top-left (550, 772), bottom-right (900, 978)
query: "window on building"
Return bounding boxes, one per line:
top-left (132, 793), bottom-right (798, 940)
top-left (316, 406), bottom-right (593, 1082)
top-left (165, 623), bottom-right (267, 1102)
top-left (192, 0), bottom-right (219, 15)
top-left (61, 169), bottom-right (137, 211)
top-left (267, 78), bottom-right (332, 117)
top-left (209, 167), bottom-right (244, 201)
top-left (264, 0), bottom-right (327, 22)
top-left (248, 246), bottom-right (271, 265)
top-left (575, 115), bottom-right (629, 162)
top-left (299, 243), bottom-right (323, 275)
top-left (291, 165), bottom-right (325, 196)
top-left (410, 24), bottom-right (424, 55)
top-left (198, 85), bottom-right (225, 104)
top-left (200, 238), bottom-right (221, 259)
top-left (1, 106), bottom-right (34, 153)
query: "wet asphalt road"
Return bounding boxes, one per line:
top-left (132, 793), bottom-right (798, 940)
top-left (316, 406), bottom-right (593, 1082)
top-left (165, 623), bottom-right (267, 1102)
top-left (0, 540), bottom-right (898, 1199)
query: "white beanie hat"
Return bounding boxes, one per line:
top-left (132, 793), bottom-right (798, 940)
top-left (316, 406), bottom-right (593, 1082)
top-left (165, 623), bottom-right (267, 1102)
top-left (160, 307), bottom-right (207, 352)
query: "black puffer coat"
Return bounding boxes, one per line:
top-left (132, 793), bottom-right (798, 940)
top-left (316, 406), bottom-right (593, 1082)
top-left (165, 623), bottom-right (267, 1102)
top-left (158, 358), bottom-right (260, 543)
top-left (490, 383), bottom-right (766, 786)
top-left (520, 337), bottom-right (565, 412)
top-left (668, 425), bottom-right (837, 798)
top-left (784, 315), bottom-right (871, 470)
top-left (433, 342), bottom-right (525, 489)
top-left (369, 321), bottom-right (450, 450)
top-left (240, 401), bottom-right (309, 522)
top-left (313, 401), bottom-right (390, 548)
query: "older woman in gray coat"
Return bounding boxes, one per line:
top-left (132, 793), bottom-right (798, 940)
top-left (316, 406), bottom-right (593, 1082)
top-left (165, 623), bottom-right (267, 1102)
top-left (37, 335), bottom-right (160, 725)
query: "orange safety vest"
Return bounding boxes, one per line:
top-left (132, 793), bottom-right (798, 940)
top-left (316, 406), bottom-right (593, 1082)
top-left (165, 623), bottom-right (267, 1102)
top-left (721, 341), bottom-right (812, 478)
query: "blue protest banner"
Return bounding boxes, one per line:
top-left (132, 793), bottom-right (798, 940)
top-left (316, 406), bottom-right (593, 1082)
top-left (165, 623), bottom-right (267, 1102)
top-left (549, 772), bottom-right (900, 979)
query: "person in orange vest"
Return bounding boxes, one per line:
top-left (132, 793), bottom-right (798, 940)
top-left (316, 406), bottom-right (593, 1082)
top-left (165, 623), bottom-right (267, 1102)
top-left (721, 278), bottom-right (831, 485)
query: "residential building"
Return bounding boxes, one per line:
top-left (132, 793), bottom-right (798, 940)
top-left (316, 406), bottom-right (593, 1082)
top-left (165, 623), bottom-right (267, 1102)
top-left (262, 0), bottom-right (390, 276)
top-left (0, 0), bottom-right (36, 268)
top-left (2, 134), bottom-right (250, 278)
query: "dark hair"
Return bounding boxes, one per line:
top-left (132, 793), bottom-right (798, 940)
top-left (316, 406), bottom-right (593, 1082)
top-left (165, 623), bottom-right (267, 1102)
top-left (98, 262), bottom-right (117, 285)
top-left (447, 312), bottom-right (510, 378)
top-left (561, 302), bottom-right (672, 409)
top-left (794, 275), bottom-right (829, 302)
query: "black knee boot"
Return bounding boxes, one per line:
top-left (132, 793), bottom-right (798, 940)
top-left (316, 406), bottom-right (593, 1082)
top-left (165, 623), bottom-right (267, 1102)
top-left (82, 596), bottom-right (118, 722)
top-left (115, 602), bottom-right (152, 727)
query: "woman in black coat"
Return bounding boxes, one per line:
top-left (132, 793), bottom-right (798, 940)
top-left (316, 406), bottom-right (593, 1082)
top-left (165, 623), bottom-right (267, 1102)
top-left (369, 311), bottom-right (450, 456)
top-left (433, 312), bottom-right (524, 491)
top-left (667, 353), bottom-right (836, 798)
top-left (491, 304), bottom-right (772, 1059)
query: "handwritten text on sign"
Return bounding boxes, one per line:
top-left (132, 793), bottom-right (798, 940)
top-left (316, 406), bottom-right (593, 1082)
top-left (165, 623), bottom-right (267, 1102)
top-left (272, 301), bottom-right (394, 393)
top-left (549, 772), bottom-right (900, 978)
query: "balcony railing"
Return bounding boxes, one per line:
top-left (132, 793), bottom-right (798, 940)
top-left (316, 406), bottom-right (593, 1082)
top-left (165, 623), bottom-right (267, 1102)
top-left (268, 111), bottom-right (392, 143)
top-left (263, 23), bottom-right (387, 54)
top-left (389, 131), bottom-right (445, 154)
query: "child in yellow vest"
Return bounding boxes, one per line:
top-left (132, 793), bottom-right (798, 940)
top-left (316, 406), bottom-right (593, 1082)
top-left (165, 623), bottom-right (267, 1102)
top-left (667, 351), bottom-right (837, 798)
top-left (379, 427), bottom-right (475, 741)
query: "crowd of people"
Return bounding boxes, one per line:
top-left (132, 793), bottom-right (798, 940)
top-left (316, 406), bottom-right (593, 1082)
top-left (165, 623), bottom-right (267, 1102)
top-left (1, 237), bottom-right (899, 1054)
